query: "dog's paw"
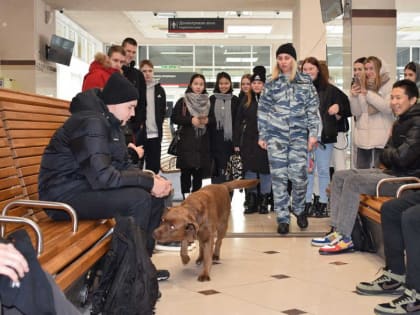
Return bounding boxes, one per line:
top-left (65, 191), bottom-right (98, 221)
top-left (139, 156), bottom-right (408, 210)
top-left (212, 254), bottom-right (220, 261)
top-left (196, 257), bottom-right (203, 265)
top-left (197, 274), bottom-right (211, 282)
top-left (181, 255), bottom-right (190, 265)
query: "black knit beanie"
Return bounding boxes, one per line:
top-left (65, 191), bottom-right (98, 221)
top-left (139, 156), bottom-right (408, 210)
top-left (101, 73), bottom-right (139, 104)
top-left (276, 43), bottom-right (297, 60)
top-left (251, 65), bottom-right (266, 83)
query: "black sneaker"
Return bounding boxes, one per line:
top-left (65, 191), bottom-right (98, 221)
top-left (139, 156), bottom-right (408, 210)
top-left (374, 289), bottom-right (420, 315)
top-left (357, 269), bottom-right (405, 296)
top-left (156, 269), bottom-right (170, 281)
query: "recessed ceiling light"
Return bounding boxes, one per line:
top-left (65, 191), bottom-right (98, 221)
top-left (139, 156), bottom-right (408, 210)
top-left (226, 57), bottom-right (258, 63)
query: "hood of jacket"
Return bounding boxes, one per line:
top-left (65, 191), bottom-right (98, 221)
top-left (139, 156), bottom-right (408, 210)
top-left (87, 52), bottom-right (118, 76)
top-left (399, 102), bottom-right (420, 122)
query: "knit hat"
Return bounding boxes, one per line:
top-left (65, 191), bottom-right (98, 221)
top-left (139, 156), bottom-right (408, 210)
top-left (276, 43), bottom-right (297, 60)
top-left (101, 72), bottom-right (139, 104)
top-left (251, 65), bottom-right (266, 83)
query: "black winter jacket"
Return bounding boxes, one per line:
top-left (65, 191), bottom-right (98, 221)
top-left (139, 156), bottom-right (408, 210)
top-left (171, 97), bottom-right (211, 172)
top-left (38, 89), bottom-right (154, 202)
top-left (208, 94), bottom-right (240, 171)
top-left (137, 83), bottom-right (167, 145)
top-left (233, 92), bottom-right (270, 174)
top-left (317, 83), bottom-right (352, 144)
top-left (380, 103), bottom-right (420, 177)
top-left (122, 63), bottom-right (147, 131)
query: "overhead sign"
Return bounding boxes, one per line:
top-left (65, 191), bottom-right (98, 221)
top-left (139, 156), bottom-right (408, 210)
top-left (168, 18), bottom-right (224, 33)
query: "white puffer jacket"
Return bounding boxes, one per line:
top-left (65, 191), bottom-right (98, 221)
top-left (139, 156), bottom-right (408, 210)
top-left (350, 61), bottom-right (394, 149)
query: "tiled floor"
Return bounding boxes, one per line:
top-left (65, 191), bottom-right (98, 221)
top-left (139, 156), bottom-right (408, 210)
top-left (151, 190), bottom-right (387, 315)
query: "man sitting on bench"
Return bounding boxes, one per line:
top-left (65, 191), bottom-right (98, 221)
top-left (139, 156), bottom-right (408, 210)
top-left (38, 72), bottom-right (172, 280)
top-left (356, 190), bottom-right (420, 315)
top-left (311, 79), bottom-right (420, 254)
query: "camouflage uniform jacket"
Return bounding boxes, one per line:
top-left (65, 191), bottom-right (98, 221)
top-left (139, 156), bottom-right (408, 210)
top-left (258, 72), bottom-right (320, 143)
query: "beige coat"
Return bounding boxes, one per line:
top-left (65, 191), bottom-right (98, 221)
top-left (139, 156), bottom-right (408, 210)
top-left (350, 68), bottom-right (394, 149)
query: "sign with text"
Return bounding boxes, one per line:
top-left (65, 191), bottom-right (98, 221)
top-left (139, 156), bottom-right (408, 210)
top-left (168, 18), bottom-right (224, 33)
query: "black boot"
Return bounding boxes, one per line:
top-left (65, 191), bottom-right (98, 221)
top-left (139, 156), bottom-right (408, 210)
top-left (295, 211), bottom-right (308, 229)
top-left (312, 194), bottom-right (320, 214)
top-left (315, 203), bottom-right (329, 218)
top-left (277, 223), bottom-right (289, 235)
top-left (268, 190), bottom-right (274, 212)
top-left (259, 194), bottom-right (270, 214)
top-left (304, 202), bottom-right (313, 216)
top-left (244, 192), bottom-right (258, 214)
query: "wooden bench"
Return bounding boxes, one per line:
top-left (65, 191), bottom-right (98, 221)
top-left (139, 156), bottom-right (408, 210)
top-left (0, 88), bottom-right (114, 292)
top-left (358, 176), bottom-right (420, 257)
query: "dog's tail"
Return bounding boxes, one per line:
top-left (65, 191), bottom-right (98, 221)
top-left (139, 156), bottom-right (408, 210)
top-left (222, 179), bottom-right (259, 192)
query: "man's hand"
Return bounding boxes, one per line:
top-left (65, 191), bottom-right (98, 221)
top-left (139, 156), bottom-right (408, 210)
top-left (128, 143), bottom-right (144, 159)
top-left (151, 175), bottom-right (172, 198)
top-left (258, 140), bottom-right (267, 150)
top-left (0, 243), bottom-right (29, 283)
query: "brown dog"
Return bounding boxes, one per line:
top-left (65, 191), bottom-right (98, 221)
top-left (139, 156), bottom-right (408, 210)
top-left (153, 179), bottom-right (258, 281)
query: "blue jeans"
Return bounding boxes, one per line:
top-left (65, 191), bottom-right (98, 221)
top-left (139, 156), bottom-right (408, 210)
top-left (244, 171), bottom-right (272, 194)
top-left (306, 142), bottom-right (333, 204)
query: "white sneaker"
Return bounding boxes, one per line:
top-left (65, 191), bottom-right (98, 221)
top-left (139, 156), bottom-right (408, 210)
top-left (311, 231), bottom-right (341, 247)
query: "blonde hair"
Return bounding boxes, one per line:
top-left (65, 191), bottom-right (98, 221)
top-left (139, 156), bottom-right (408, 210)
top-left (272, 58), bottom-right (298, 82)
top-left (365, 56), bottom-right (382, 91)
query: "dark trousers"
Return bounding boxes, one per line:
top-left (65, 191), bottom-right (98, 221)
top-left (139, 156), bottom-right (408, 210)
top-left (180, 168), bottom-right (203, 194)
top-left (48, 187), bottom-right (164, 256)
top-left (143, 137), bottom-right (161, 174)
top-left (381, 191), bottom-right (420, 291)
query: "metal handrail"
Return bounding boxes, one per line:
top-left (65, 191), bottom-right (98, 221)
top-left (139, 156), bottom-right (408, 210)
top-left (1, 200), bottom-right (78, 233)
top-left (376, 177), bottom-right (420, 197)
top-left (0, 215), bottom-right (43, 255)
top-left (396, 183), bottom-right (420, 198)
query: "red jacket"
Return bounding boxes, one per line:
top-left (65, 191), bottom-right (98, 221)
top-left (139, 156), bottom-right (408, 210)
top-left (82, 54), bottom-right (119, 91)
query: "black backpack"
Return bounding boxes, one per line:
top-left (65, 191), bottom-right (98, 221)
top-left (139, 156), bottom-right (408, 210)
top-left (351, 213), bottom-right (377, 253)
top-left (91, 216), bottom-right (159, 315)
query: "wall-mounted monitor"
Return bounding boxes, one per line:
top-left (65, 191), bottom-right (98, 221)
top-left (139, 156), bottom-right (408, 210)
top-left (46, 34), bottom-right (75, 66)
top-left (320, 0), bottom-right (343, 23)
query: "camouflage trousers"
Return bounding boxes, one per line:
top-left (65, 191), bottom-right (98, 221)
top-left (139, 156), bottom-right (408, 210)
top-left (267, 132), bottom-right (308, 224)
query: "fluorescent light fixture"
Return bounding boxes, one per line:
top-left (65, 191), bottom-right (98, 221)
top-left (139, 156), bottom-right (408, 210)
top-left (224, 50), bottom-right (255, 55)
top-left (227, 25), bottom-right (272, 34)
top-left (226, 57), bottom-right (258, 63)
top-left (166, 33), bottom-right (186, 38)
top-left (156, 12), bottom-right (176, 18)
top-left (160, 51), bottom-right (192, 55)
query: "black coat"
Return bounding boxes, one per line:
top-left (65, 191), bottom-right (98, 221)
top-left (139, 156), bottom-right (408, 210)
top-left (38, 89), bottom-right (154, 202)
top-left (208, 94), bottom-right (240, 171)
top-left (171, 97), bottom-right (211, 172)
top-left (137, 83), bottom-right (167, 145)
top-left (122, 63), bottom-right (147, 131)
top-left (317, 83), bottom-right (352, 144)
top-left (233, 92), bottom-right (270, 174)
top-left (380, 103), bottom-right (420, 177)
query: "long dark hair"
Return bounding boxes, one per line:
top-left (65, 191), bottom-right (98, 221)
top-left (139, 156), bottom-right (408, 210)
top-left (213, 72), bottom-right (233, 93)
top-left (405, 61), bottom-right (418, 73)
top-left (185, 73), bottom-right (207, 94)
top-left (301, 56), bottom-right (329, 90)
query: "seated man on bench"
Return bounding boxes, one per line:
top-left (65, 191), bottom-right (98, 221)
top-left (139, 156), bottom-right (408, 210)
top-left (38, 73), bottom-right (172, 280)
top-left (311, 79), bottom-right (420, 254)
top-left (356, 189), bottom-right (420, 315)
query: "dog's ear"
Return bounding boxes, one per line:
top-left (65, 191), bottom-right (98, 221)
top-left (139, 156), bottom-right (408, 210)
top-left (185, 223), bottom-right (198, 242)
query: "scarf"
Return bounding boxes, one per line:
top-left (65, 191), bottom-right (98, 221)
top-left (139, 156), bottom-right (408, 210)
top-left (184, 92), bottom-right (210, 137)
top-left (213, 93), bottom-right (233, 141)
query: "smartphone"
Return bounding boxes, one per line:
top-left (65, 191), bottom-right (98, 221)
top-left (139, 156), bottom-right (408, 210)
top-left (352, 76), bottom-right (360, 86)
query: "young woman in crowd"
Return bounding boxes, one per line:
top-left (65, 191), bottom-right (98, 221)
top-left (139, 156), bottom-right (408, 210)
top-left (238, 74), bottom-right (252, 103)
top-left (350, 56), bottom-right (394, 169)
top-left (257, 43), bottom-right (319, 234)
top-left (301, 57), bottom-right (351, 218)
top-left (404, 61), bottom-right (420, 99)
top-left (171, 74), bottom-right (211, 199)
top-left (208, 72), bottom-right (240, 184)
top-left (233, 66), bottom-right (271, 214)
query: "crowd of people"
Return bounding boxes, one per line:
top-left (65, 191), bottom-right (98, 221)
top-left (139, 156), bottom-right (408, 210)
top-left (2, 36), bottom-right (420, 314)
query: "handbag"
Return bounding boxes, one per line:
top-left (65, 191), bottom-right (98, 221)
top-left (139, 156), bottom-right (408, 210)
top-left (167, 128), bottom-right (181, 156)
top-left (225, 152), bottom-right (243, 181)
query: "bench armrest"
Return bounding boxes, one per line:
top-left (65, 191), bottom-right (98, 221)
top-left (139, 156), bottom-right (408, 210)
top-left (376, 177), bottom-right (420, 197)
top-left (1, 200), bottom-right (78, 233)
top-left (396, 183), bottom-right (420, 198)
top-left (0, 215), bottom-right (43, 255)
